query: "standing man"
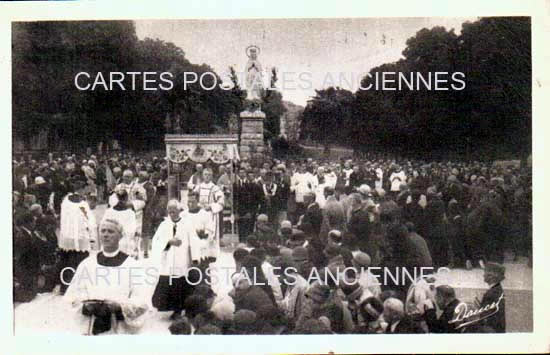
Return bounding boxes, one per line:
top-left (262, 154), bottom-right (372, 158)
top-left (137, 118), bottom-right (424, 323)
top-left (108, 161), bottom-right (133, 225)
top-left (234, 168), bottom-right (250, 243)
top-left (180, 190), bottom-right (215, 276)
top-left (342, 160), bottom-right (354, 194)
top-left (151, 200), bottom-right (199, 320)
top-left (298, 191), bottom-right (323, 243)
top-left (347, 193), bottom-right (372, 254)
top-left (291, 164), bottom-right (316, 224)
top-left (194, 168), bottom-right (225, 263)
top-left (58, 174), bottom-right (98, 294)
top-left (260, 172), bottom-right (278, 227)
top-left (478, 262), bottom-right (506, 333)
top-left (136, 170), bottom-right (156, 258)
top-left (187, 164), bottom-right (204, 191)
top-left (389, 165), bottom-right (407, 197)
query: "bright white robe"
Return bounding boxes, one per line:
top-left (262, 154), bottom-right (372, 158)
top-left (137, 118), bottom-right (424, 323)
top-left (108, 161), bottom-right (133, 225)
top-left (59, 194), bottom-right (98, 252)
top-left (129, 181), bottom-right (147, 235)
top-left (109, 182), bottom-right (146, 236)
top-left (390, 171), bottom-right (407, 192)
top-left (63, 251), bottom-right (153, 334)
top-left (151, 217), bottom-right (197, 277)
top-left (180, 208), bottom-right (215, 262)
top-left (194, 182), bottom-right (224, 259)
top-left (315, 182), bottom-right (327, 209)
top-left (324, 172), bottom-right (338, 189)
top-left (290, 172), bottom-right (317, 203)
top-left (343, 168), bottom-right (353, 187)
top-left (375, 168), bottom-right (384, 190)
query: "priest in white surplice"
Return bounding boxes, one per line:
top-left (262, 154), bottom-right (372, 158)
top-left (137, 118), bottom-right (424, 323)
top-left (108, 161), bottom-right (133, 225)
top-left (181, 190), bottom-right (214, 262)
top-left (101, 188), bottom-right (137, 257)
top-left (151, 200), bottom-right (202, 320)
top-left (64, 219), bottom-right (151, 335)
top-left (193, 168), bottom-right (224, 262)
top-left (108, 170), bottom-right (146, 246)
top-left (59, 174), bottom-right (98, 293)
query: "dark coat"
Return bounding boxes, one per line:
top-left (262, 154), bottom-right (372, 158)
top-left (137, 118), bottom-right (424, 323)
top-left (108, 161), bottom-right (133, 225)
top-left (232, 285), bottom-right (275, 313)
top-left (300, 202), bottom-right (323, 238)
top-left (348, 171), bottom-right (364, 192)
top-left (386, 316), bottom-right (423, 334)
top-left (404, 232), bottom-right (433, 269)
top-left (348, 207), bottom-right (372, 254)
top-left (141, 180), bottom-right (157, 237)
top-left (424, 298), bottom-right (461, 333)
top-left (480, 283), bottom-right (506, 333)
top-left (275, 174), bottom-right (291, 210)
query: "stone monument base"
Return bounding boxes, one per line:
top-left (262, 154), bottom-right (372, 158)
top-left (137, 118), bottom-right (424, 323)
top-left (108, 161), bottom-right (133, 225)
top-left (240, 109), bottom-right (266, 160)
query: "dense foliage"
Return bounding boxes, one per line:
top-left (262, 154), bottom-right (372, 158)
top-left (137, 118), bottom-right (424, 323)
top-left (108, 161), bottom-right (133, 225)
top-left (13, 21), bottom-right (247, 151)
top-left (299, 17), bottom-right (531, 160)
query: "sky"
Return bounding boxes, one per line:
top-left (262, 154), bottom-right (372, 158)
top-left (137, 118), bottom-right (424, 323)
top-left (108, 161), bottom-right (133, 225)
top-left (135, 17), bottom-right (477, 106)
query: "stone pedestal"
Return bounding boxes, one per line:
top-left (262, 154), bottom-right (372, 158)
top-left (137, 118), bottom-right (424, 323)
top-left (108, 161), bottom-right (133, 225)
top-left (239, 109), bottom-right (266, 159)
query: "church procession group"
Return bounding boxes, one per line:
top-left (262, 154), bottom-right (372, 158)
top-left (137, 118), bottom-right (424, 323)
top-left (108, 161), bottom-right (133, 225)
top-left (13, 150), bottom-right (531, 334)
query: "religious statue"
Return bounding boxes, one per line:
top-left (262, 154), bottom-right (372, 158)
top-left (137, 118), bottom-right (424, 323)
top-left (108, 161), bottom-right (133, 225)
top-left (245, 45), bottom-right (264, 102)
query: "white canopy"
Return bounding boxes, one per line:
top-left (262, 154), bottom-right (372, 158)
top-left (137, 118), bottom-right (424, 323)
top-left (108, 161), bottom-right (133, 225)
top-left (165, 134), bottom-right (240, 164)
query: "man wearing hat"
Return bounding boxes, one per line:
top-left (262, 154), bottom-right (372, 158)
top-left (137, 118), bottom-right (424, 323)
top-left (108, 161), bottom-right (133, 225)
top-left (279, 220), bottom-right (293, 245)
top-left (340, 279), bottom-right (376, 327)
top-left (479, 262), bottom-right (506, 332)
top-left (320, 186), bottom-right (346, 238)
top-left (228, 272), bottom-right (273, 314)
top-left (347, 193), bottom-right (372, 254)
top-left (286, 228), bottom-right (307, 249)
top-left (356, 297), bottom-right (385, 333)
top-left (297, 281), bottom-right (353, 333)
top-left (30, 175), bottom-right (51, 211)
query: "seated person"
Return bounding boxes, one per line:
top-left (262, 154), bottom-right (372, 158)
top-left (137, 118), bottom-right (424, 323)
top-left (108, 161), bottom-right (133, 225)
top-left (381, 297), bottom-right (424, 334)
top-left (64, 219), bottom-right (151, 335)
top-left (423, 285), bottom-right (461, 333)
top-left (253, 214), bottom-right (278, 247)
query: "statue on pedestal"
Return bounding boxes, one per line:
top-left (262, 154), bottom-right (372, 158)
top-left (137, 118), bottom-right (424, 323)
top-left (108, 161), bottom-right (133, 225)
top-left (244, 45), bottom-right (264, 111)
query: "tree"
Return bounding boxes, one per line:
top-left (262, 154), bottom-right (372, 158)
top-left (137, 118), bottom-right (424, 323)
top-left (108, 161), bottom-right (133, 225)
top-left (12, 21), bottom-right (254, 152)
top-left (299, 87), bottom-right (354, 150)
top-left (261, 67), bottom-right (286, 141)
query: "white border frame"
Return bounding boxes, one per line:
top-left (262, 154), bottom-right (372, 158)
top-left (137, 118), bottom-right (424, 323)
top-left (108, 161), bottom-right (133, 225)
top-left (1, 0), bottom-right (549, 353)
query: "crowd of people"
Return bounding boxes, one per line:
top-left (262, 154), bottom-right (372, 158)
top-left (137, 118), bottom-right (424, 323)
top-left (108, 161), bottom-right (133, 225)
top-left (12, 150), bottom-right (531, 334)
